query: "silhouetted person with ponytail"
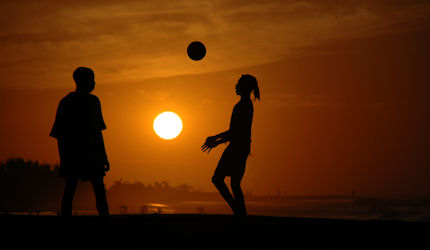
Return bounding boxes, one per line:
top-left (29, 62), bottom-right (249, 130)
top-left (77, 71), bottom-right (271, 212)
top-left (202, 74), bottom-right (260, 216)
top-left (50, 67), bottom-right (109, 218)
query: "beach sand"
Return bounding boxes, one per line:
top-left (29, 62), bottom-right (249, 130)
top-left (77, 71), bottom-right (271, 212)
top-left (0, 214), bottom-right (427, 249)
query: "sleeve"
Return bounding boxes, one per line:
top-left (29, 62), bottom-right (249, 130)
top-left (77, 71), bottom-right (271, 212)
top-left (49, 100), bottom-right (64, 139)
top-left (94, 97), bottom-right (107, 131)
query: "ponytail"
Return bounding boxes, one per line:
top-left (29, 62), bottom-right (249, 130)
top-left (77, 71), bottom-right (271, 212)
top-left (240, 74), bottom-right (260, 101)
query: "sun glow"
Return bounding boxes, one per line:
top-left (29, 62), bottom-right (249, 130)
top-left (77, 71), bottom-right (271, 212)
top-left (153, 111), bottom-right (183, 140)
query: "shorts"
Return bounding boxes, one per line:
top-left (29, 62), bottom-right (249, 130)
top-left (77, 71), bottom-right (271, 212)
top-left (213, 142), bottom-right (250, 179)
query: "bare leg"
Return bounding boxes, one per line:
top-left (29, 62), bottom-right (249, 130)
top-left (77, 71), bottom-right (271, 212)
top-left (61, 177), bottom-right (79, 217)
top-left (90, 176), bottom-right (109, 217)
top-left (212, 175), bottom-right (237, 214)
top-left (231, 176), bottom-right (246, 216)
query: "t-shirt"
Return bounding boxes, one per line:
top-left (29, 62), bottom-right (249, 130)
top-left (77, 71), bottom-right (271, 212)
top-left (50, 92), bottom-right (106, 139)
top-left (50, 92), bottom-right (107, 180)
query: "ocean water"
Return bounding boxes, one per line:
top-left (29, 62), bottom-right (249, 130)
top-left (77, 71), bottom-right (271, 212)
top-left (7, 196), bottom-right (429, 222)
top-left (108, 196), bottom-right (430, 222)
top-left (170, 199), bottom-right (430, 222)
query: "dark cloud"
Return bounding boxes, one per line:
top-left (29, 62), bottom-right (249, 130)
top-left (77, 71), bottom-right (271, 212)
top-left (1, 0), bottom-right (429, 88)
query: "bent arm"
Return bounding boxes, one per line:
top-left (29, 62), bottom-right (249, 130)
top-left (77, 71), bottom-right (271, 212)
top-left (95, 130), bottom-right (109, 170)
top-left (207, 129), bottom-right (231, 147)
top-left (201, 129), bottom-right (231, 153)
top-left (213, 130), bottom-right (231, 143)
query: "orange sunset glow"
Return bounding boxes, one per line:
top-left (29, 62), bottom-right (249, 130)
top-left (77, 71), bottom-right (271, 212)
top-left (1, 0), bottom-right (430, 199)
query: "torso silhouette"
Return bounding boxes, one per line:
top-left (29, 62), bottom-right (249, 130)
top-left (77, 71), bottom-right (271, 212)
top-left (50, 92), bottom-right (107, 181)
top-left (215, 98), bottom-right (253, 177)
top-left (229, 98), bottom-right (253, 145)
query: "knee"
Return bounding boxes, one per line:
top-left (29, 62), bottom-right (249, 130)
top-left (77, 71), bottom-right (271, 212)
top-left (212, 175), bottom-right (224, 186)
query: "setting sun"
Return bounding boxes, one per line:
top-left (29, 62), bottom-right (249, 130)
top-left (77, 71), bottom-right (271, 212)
top-left (153, 111), bottom-right (183, 140)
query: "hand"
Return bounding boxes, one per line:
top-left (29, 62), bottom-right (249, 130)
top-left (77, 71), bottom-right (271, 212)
top-left (201, 136), bottom-right (218, 153)
top-left (104, 160), bottom-right (110, 172)
top-left (201, 143), bottom-right (215, 153)
top-left (205, 136), bottom-right (217, 145)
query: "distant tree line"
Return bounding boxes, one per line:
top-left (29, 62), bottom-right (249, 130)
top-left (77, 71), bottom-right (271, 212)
top-left (108, 179), bottom-right (219, 206)
top-left (0, 158), bottom-right (219, 213)
top-left (0, 158), bottom-right (62, 213)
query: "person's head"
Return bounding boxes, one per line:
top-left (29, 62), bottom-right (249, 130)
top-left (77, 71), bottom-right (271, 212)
top-left (73, 67), bottom-right (95, 93)
top-left (235, 74), bottom-right (260, 101)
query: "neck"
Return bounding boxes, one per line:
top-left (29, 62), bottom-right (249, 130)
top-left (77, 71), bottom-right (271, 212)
top-left (75, 90), bottom-right (87, 94)
top-left (240, 95), bottom-right (251, 101)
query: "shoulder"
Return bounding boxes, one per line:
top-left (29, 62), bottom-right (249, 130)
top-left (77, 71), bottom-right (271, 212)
top-left (88, 93), bottom-right (100, 101)
top-left (91, 94), bottom-right (101, 103)
top-left (88, 93), bottom-right (99, 99)
top-left (87, 94), bottom-right (101, 105)
top-left (59, 92), bottom-right (75, 105)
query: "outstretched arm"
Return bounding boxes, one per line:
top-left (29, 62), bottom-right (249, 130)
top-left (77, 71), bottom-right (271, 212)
top-left (201, 130), bottom-right (231, 153)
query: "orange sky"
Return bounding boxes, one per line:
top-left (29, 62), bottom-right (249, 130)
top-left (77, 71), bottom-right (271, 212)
top-left (1, 0), bottom-right (430, 196)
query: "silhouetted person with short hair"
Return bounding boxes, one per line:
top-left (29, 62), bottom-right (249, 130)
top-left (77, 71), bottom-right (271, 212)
top-left (50, 67), bottom-right (109, 217)
top-left (202, 74), bottom-right (260, 216)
